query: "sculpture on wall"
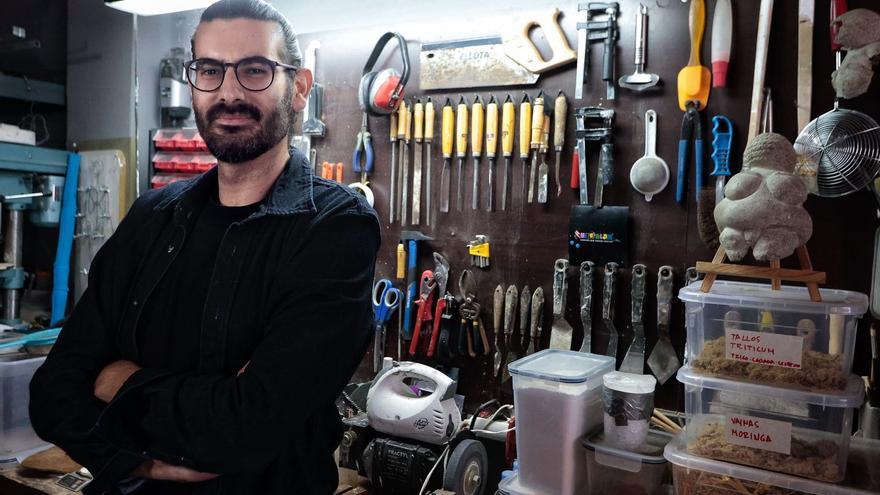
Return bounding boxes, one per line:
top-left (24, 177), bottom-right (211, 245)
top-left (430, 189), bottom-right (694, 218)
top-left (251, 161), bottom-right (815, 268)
top-left (831, 8), bottom-right (880, 100)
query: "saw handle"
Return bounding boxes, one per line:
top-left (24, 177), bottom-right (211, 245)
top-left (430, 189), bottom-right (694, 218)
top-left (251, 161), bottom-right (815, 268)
top-left (687, 0), bottom-right (706, 67)
top-left (471, 98), bottom-right (484, 156)
top-left (425, 98), bottom-right (435, 141)
top-left (503, 8), bottom-right (576, 73)
top-left (442, 102), bottom-right (454, 158)
top-left (486, 98), bottom-right (498, 158)
top-left (502, 97), bottom-right (515, 157)
top-left (456, 98), bottom-right (469, 158)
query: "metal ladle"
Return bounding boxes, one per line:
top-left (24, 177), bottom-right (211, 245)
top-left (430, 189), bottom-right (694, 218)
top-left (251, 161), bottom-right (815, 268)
top-left (630, 110), bottom-right (669, 201)
top-left (619, 4), bottom-right (661, 91)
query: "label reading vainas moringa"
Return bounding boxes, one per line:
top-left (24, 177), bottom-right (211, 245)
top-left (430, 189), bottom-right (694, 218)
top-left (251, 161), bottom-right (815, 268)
top-left (724, 329), bottom-right (804, 369)
top-left (724, 415), bottom-right (792, 455)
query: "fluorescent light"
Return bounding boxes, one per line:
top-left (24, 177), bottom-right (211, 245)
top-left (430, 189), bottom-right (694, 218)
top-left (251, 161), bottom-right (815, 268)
top-left (105, 0), bottom-right (215, 16)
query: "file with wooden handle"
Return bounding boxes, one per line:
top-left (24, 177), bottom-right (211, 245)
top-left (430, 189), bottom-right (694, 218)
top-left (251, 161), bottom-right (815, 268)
top-left (470, 95), bottom-right (484, 211)
top-left (501, 94), bottom-right (515, 211)
top-left (485, 95), bottom-right (498, 212)
top-left (528, 92), bottom-right (544, 203)
top-left (412, 99), bottom-right (424, 225)
top-left (554, 91), bottom-right (567, 197)
top-left (455, 96), bottom-right (469, 211)
top-left (518, 94), bottom-right (531, 206)
top-left (424, 98), bottom-right (435, 226)
top-left (440, 99), bottom-right (454, 213)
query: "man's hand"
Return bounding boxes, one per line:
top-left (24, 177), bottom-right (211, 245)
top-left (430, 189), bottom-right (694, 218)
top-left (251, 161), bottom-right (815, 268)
top-left (94, 360), bottom-right (141, 403)
top-left (132, 459), bottom-right (218, 483)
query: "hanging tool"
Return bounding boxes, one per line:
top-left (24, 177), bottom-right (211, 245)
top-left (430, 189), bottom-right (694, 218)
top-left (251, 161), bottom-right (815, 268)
top-left (761, 88), bottom-right (774, 134)
top-left (518, 94), bottom-right (532, 207)
top-left (335, 163), bottom-right (344, 183)
top-left (401, 102), bottom-right (412, 223)
top-left (630, 109), bottom-right (669, 202)
top-left (575, 2), bottom-right (620, 100)
top-left (485, 95), bottom-right (499, 212)
top-left (320, 161), bottom-right (333, 181)
top-left (553, 91), bottom-right (567, 197)
top-left (501, 94), bottom-right (515, 211)
top-left (710, 115), bottom-right (733, 206)
top-left (747, 0), bottom-right (774, 142)
top-left (502, 285), bottom-right (518, 382)
top-left (602, 262), bottom-right (618, 359)
top-left (471, 95), bottom-right (484, 211)
top-left (620, 264), bottom-right (647, 374)
top-left (647, 265), bottom-right (680, 385)
top-left (578, 261), bottom-right (595, 353)
top-left (408, 270), bottom-right (437, 357)
top-left (619, 3), bottom-right (660, 91)
top-left (503, 8), bottom-right (577, 74)
top-left (419, 36), bottom-right (538, 90)
top-left (571, 106), bottom-right (614, 204)
top-left (427, 253), bottom-right (449, 358)
top-left (711, 0), bottom-right (732, 88)
top-left (459, 269), bottom-right (490, 358)
top-left (467, 235), bottom-right (490, 269)
top-left (528, 92), bottom-right (544, 204)
top-left (549, 259), bottom-right (573, 350)
top-left (400, 231), bottom-right (433, 341)
top-left (372, 279), bottom-right (401, 372)
top-left (526, 287), bottom-right (544, 355)
top-left (493, 284), bottom-right (504, 377)
top-left (455, 96), bottom-right (469, 212)
top-left (388, 112), bottom-right (398, 224)
top-left (537, 114), bottom-right (551, 204)
top-left (395, 100), bottom-right (407, 222)
top-left (675, 104), bottom-right (704, 205)
top-left (440, 98), bottom-right (454, 214)
top-left (518, 285), bottom-right (531, 360)
top-left (411, 99), bottom-right (424, 225)
top-left (424, 98), bottom-right (435, 227)
top-left (352, 113), bottom-right (374, 185)
top-left (797, 0), bottom-right (814, 132)
top-left (677, 0), bottom-right (711, 111)
top-left (300, 41), bottom-right (324, 166)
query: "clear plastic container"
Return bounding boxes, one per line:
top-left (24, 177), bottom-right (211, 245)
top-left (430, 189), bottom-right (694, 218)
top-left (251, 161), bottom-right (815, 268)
top-left (497, 472), bottom-right (539, 495)
top-left (0, 355), bottom-right (48, 458)
top-left (582, 429), bottom-right (672, 495)
top-left (508, 349), bottom-right (615, 495)
top-left (679, 281), bottom-right (867, 392)
top-left (678, 366), bottom-right (863, 483)
top-left (665, 432), bottom-right (880, 494)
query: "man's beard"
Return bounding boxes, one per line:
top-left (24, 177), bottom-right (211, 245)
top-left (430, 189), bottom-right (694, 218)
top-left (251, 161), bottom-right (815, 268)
top-left (194, 87), bottom-right (293, 164)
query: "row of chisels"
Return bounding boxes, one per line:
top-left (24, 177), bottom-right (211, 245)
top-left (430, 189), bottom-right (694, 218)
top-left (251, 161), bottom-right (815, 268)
top-left (386, 91), bottom-right (569, 226)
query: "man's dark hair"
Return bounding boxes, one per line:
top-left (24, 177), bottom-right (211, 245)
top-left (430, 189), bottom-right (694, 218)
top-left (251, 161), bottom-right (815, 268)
top-left (191, 0), bottom-right (303, 69)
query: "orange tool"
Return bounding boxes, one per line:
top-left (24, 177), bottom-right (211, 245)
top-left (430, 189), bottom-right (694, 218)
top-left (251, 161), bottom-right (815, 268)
top-left (335, 162), bottom-right (344, 183)
top-left (676, 0), bottom-right (711, 111)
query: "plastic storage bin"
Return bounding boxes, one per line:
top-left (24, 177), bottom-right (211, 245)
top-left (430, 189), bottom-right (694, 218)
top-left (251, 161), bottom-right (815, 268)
top-left (582, 429), bottom-right (672, 495)
top-left (679, 281), bottom-right (867, 392)
top-left (508, 349), bottom-right (615, 495)
top-left (665, 433), bottom-right (880, 494)
top-left (497, 472), bottom-right (537, 495)
top-left (678, 366), bottom-right (863, 482)
top-left (0, 355), bottom-right (48, 458)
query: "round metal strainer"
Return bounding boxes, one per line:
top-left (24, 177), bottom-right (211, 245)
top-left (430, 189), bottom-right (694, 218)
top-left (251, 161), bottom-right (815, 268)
top-left (794, 107), bottom-right (880, 197)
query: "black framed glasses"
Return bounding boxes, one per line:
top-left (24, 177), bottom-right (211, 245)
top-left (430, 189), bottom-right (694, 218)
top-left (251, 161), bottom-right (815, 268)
top-left (185, 56), bottom-right (298, 92)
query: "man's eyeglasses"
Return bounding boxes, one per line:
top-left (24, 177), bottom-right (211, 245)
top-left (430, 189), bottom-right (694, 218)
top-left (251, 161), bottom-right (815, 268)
top-left (185, 56), bottom-right (298, 92)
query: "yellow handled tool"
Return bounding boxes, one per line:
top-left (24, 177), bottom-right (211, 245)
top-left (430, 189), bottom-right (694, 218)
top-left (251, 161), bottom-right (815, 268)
top-left (501, 94), bottom-right (515, 210)
top-left (471, 95), bottom-right (484, 210)
top-left (440, 99), bottom-right (454, 213)
top-left (455, 96), bottom-right (469, 211)
top-left (519, 94), bottom-right (532, 206)
top-left (424, 98), bottom-right (435, 226)
top-left (395, 100), bottom-right (407, 223)
top-left (412, 99), bottom-right (424, 225)
top-left (485, 95), bottom-right (498, 212)
top-left (528, 92), bottom-right (545, 203)
top-left (401, 101), bottom-right (412, 224)
top-left (677, 0), bottom-right (710, 111)
top-left (389, 111), bottom-right (398, 224)
top-left (554, 91), bottom-right (567, 197)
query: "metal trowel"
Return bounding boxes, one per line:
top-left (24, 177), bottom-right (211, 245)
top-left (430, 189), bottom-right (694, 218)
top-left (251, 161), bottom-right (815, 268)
top-left (647, 265), bottom-right (680, 384)
top-left (549, 259), bottom-right (573, 350)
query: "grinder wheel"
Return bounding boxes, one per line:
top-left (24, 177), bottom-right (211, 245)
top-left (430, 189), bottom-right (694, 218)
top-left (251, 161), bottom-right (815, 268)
top-left (442, 439), bottom-right (487, 495)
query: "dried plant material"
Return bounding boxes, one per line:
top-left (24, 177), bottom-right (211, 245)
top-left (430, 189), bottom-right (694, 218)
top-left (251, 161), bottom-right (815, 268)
top-left (690, 423), bottom-right (842, 483)
top-left (692, 336), bottom-right (847, 391)
top-left (672, 465), bottom-right (805, 495)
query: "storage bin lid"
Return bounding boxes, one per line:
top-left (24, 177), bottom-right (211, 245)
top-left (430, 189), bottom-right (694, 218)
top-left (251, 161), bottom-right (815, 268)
top-left (664, 433), bottom-right (878, 494)
top-left (603, 371), bottom-right (657, 394)
top-left (678, 281), bottom-right (868, 316)
top-left (582, 429), bottom-right (671, 465)
top-left (508, 349), bottom-right (614, 384)
top-left (676, 366), bottom-right (864, 408)
top-left (496, 471), bottom-right (541, 495)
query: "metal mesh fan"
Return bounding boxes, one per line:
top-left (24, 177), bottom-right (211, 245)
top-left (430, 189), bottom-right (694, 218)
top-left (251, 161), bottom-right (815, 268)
top-left (794, 106), bottom-right (880, 197)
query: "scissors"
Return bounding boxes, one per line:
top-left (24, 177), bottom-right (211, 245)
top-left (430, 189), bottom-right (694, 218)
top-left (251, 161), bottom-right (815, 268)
top-left (372, 278), bottom-right (401, 372)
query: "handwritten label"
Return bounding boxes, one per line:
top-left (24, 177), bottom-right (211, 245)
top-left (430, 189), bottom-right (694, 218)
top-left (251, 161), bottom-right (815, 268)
top-left (724, 415), bottom-right (792, 455)
top-left (724, 329), bottom-right (804, 369)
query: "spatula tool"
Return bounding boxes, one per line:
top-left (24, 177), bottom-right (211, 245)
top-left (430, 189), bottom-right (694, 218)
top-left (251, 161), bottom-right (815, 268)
top-left (647, 265), bottom-right (680, 384)
top-left (549, 259), bottom-right (573, 350)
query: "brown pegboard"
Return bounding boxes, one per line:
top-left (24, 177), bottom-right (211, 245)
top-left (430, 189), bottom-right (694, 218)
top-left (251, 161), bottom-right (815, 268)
top-left (297, 0), bottom-right (880, 411)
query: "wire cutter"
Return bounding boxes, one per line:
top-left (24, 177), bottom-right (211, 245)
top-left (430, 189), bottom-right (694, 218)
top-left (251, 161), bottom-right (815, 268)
top-left (372, 279), bottom-right (401, 372)
top-left (352, 112), bottom-right (374, 184)
top-left (675, 102), bottom-right (705, 205)
top-left (408, 270), bottom-right (437, 357)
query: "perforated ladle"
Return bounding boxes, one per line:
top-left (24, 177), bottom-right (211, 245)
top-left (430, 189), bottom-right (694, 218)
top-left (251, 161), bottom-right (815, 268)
top-left (630, 109), bottom-right (669, 201)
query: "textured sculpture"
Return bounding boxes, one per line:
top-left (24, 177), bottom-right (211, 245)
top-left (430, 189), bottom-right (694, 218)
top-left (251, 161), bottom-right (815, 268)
top-left (714, 133), bottom-right (813, 262)
top-left (831, 8), bottom-right (880, 100)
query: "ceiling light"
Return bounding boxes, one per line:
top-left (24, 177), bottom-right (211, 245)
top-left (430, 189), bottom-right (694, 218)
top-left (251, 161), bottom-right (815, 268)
top-left (105, 0), bottom-right (215, 16)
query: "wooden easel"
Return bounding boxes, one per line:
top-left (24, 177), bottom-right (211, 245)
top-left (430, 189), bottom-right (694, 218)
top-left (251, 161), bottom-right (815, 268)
top-left (696, 245), bottom-right (826, 302)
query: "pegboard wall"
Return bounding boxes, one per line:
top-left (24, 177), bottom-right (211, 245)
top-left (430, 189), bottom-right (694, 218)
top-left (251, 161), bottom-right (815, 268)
top-left (297, 0), bottom-right (880, 410)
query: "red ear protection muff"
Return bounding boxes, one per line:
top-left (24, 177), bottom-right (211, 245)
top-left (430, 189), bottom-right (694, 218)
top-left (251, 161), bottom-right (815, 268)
top-left (358, 32), bottom-right (410, 116)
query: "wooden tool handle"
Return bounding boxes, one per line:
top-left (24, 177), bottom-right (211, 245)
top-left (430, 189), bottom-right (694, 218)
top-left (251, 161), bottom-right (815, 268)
top-left (442, 102), bottom-right (454, 158)
top-left (397, 99), bottom-right (407, 138)
top-left (425, 98), bottom-right (435, 141)
top-left (519, 98), bottom-right (532, 158)
top-left (540, 114), bottom-right (550, 152)
top-left (554, 92), bottom-right (567, 150)
top-left (471, 98), bottom-right (484, 156)
top-left (390, 112), bottom-right (398, 143)
top-left (404, 102), bottom-right (412, 142)
top-left (485, 98), bottom-right (498, 158)
top-left (531, 94), bottom-right (544, 149)
top-left (502, 97), bottom-right (515, 157)
top-left (456, 98), bottom-right (469, 158)
top-left (688, 0), bottom-right (706, 66)
top-left (413, 99), bottom-right (424, 142)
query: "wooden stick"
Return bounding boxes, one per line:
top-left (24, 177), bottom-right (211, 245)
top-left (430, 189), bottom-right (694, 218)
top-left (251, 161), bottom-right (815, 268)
top-left (797, 0), bottom-right (815, 131)
top-left (770, 259), bottom-right (781, 290)
top-left (748, 0), bottom-right (775, 143)
top-left (650, 417), bottom-right (676, 434)
top-left (699, 247), bottom-right (727, 293)
top-left (653, 410), bottom-right (683, 432)
top-left (696, 261), bottom-right (826, 284)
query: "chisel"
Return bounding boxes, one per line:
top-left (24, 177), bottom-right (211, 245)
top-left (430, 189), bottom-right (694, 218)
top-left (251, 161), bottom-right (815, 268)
top-left (389, 111), bottom-right (398, 224)
top-left (439, 98), bottom-right (454, 214)
top-left (425, 98), bottom-right (435, 226)
top-left (401, 101), bottom-right (412, 224)
top-left (412, 99), bottom-right (424, 225)
top-left (554, 91), bottom-right (567, 197)
top-left (470, 95), bottom-right (484, 211)
top-left (537, 113), bottom-right (550, 204)
top-left (485, 95), bottom-right (498, 212)
top-left (455, 96), bottom-right (469, 211)
top-left (501, 94), bottom-right (515, 211)
top-left (528, 92), bottom-right (544, 204)
top-left (396, 100), bottom-right (407, 222)
top-left (519, 93), bottom-right (532, 207)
